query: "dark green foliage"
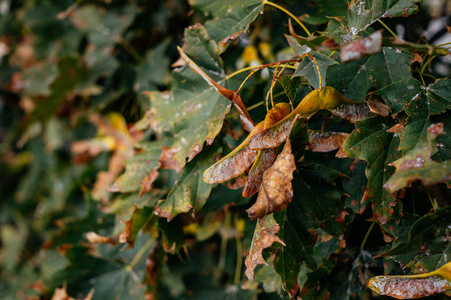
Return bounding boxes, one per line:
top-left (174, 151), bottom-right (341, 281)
top-left (1, 0), bottom-right (450, 299)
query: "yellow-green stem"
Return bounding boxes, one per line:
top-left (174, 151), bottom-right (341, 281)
top-left (378, 19), bottom-right (398, 39)
top-left (360, 221), bottom-right (376, 250)
top-left (234, 218), bottom-right (243, 284)
top-left (127, 236), bottom-right (154, 270)
top-left (263, 0), bottom-right (311, 36)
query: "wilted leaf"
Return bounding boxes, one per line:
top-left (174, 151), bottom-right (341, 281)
top-left (203, 122), bottom-right (263, 184)
top-left (149, 25), bottom-right (231, 168)
top-left (246, 125), bottom-right (297, 220)
top-left (245, 214), bottom-right (285, 281)
top-left (243, 103), bottom-right (292, 197)
top-left (367, 96), bottom-right (391, 117)
top-left (242, 149), bottom-right (276, 197)
top-left (119, 206), bottom-right (155, 248)
top-left (385, 123), bottom-right (451, 192)
top-left (51, 285), bottom-right (94, 300)
top-left (340, 30), bottom-right (382, 62)
top-left (249, 87), bottom-right (358, 150)
top-left (330, 103), bottom-right (375, 122)
top-left (86, 232), bottom-right (116, 246)
top-left (343, 117), bottom-right (401, 224)
top-left (306, 131), bottom-right (349, 154)
top-left (369, 262), bottom-right (451, 299)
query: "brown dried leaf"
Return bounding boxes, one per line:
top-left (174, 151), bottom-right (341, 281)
top-left (340, 30), bottom-right (382, 63)
top-left (330, 103), bottom-right (375, 123)
top-left (140, 169), bottom-right (159, 197)
top-left (203, 122), bottom-right (264, 183)
top-left (369, 261), bottom-right (451, 299)
top-left (246, 137), bottom-right (296, 220)
top-left (85, 232), bottom-right (117, 246)
top-left (367, 96), bottom-right (391, 117)
top-left (242, 148), bottom-right (277, 197)
top-left (244, 214), bottom-right (285, 281)
top-left (51, 285), bottom-right (94, 300)
top-left (146, 246), bottom-right (159, 289)
top-left (307, 131), bottom-right (350, 153)
top-left (243, 103), bottom-right (291, 197)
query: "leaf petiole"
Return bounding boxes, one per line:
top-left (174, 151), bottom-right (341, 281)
top-left (263, 0), bottom-right (311, 36)
top-left (377, 19), bottom-right (398, 40)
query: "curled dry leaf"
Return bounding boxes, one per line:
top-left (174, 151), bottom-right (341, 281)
top-left (367, 96), bottom-right (391, 117)
top-left (202, 122), bottom-right (264, 183)
top-left (203, 103), bottom-right (291, 185)
top-left (86, 231), bottom-right (117, 246)
top-left (243, 103), bottom-right (292, 197)
top-left (51, 285), bottom-right (94, 300)
top-left (330, 103), bottom-right (374, 123)
top-left (242, 148), bottom-right (276, 197)
top-left (244, 214), bottom-right (285, 281)
top-left (307, 131), bottom-right (350, 153)
top-left (340, 30), bottom-right (382, 63)
top-left (247, 124), bottom-right (297, 220)
top-left (249, 87), bottom-right (358, 150)
top-left (368, 261), bottom-right (451, 299)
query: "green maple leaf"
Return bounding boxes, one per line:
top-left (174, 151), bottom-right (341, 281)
top-left (343, 117), bottom-right (401, 224)
top-left (385, 123), bottom-right (451, 192)
top-left (149, 25), bottom-right (231, 169)
top-left (154, 141), bottom-right (221, 221)
top-left (189, 0), bottom-right (264, 46)
top-left (327, 47), bottom-right (414, 102)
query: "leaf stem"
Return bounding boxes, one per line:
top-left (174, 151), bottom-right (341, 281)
top-left (127, 236), bottom-right (154, 270)
top-left (434, 41), bottom-right (451, 48)
top-left (263, 0), bottom-right (311, 36)
top-left (378, 19), bottom-right (398, 40)
top-left (234, 217), bottom-right (243, 284)
top-left (360, 221), bottom-right (375, 250)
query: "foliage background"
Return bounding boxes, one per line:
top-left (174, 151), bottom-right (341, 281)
top-left (0, 0), bottom-right (450, 299)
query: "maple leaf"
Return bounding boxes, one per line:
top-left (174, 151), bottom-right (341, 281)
top-left (385, 123), bottom-right (451, 192)
top-left (245, 214), bottom-right (285, 281)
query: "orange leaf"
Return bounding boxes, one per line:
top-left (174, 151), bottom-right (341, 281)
top-left (307, 131), bottom-right (350, 153)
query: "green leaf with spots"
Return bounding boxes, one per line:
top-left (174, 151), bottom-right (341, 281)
top-left (382, 207), bottom-right (451, 257)
top-left (327, 47), bottom-right (414, 102)
top-left (374, 78), bottom-right (424, 115)
top-left (398, 79), bottom-right (451, 155)
top-left (189, 0), bottom-right (264, 47)
top-left (149, 25), bottom-right (231, 168)
top-left (154, 141), bottom-right (221, 221)
top-left (332, 0), bottom-right (421, 44)
top-left (287, 37), bottom-right (338, 90)
top-left (116, 139), bottom-right (172, 194)
top-left (342, 117), bottom-right (401, 224)
top-left (385, 123), bottom-right (451, 192)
